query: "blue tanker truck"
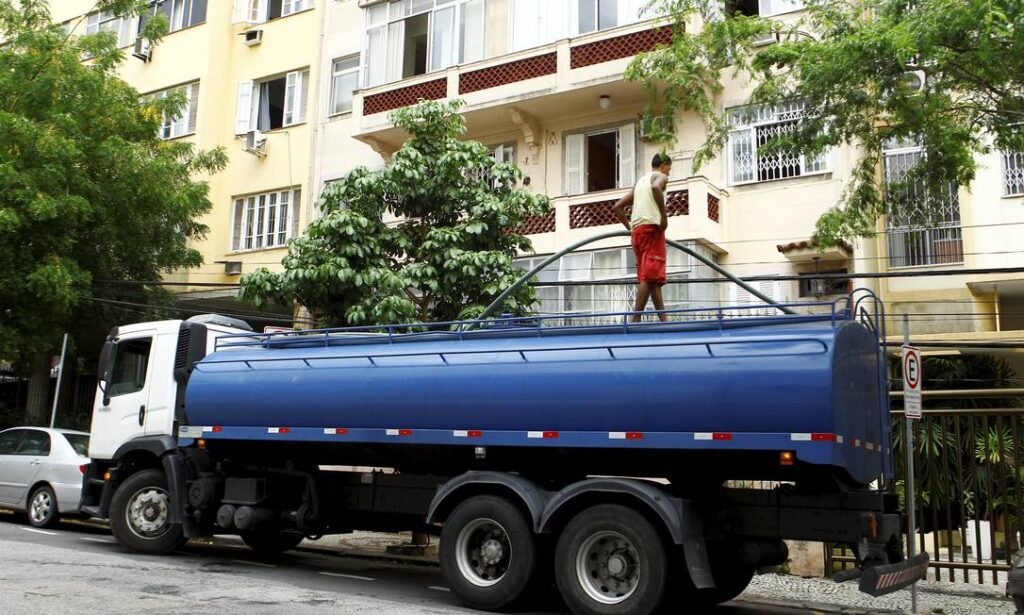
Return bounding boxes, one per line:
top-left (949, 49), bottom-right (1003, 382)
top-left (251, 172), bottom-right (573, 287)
top-left (81, 292), bottom-right (927, 615)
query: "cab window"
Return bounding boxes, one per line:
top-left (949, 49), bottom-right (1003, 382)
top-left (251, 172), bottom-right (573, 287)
top-left (16, 430), bottom-right (51, 456)
top-left (109, 338), bottom-right (153, 397)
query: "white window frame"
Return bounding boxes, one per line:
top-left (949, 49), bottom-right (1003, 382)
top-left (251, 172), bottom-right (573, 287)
top-left (330, 55), bottom-right (361, 116)
top-left (757, 0), bottom-right (805, 17)
top-left (152, 81), bottom-right (200, 140)
top-left (509, 0), bottom-right (648, 52)
top-left (86, 10), bottom-right (136, 47)
top-left (232, 188), bottom-right (302, 252)
top-left (563, 123), bottom-right (637, 196)
top-left (1002, 149), bottom-right (1024, 197)
top-left (233, 0), bottom-right (314, 24)
top-left (235, 69), bottom-right (309, 135)
top-left (726, 100), bottom-right (829, 186)
top-left (150, 0), bottom-right (207, 33)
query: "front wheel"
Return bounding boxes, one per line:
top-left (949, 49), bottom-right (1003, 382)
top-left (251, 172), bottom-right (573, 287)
top-left (440, 495), bottom-right (538, 611)
top-left (109, 469), bottom-right (185, 555)
top-left (554, 505), bottom-right (667, 615)
top-left (27, 485), bottom-right (59, 528)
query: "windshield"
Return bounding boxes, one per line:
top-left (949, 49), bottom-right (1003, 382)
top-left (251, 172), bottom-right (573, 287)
top-left (62, 433), bottom-right (89, 457)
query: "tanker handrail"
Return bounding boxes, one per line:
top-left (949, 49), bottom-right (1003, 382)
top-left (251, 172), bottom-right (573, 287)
top-left (214, 298), bottom-right (852, 352)
top-left (198, 335), bottom-right (832, 370)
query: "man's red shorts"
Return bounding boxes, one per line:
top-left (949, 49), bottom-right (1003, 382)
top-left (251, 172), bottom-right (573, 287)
top-left (631, 224), bottom-right (666, 285)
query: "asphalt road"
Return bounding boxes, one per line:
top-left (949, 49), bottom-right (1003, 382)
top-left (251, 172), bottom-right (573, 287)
top-left (0, 510), bottom-right (868, 615)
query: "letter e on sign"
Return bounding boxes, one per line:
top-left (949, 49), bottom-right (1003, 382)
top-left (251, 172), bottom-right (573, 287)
top-left (902, 345), bottom-right (922, 419)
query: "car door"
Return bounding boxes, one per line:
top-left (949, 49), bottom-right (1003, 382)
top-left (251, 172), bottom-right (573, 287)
top-left (7, 429), bottom-right (51, 507)
top-left (0, 429), bottom-right (27, 504)
top-left (89, 332), bottom-right (155, 461)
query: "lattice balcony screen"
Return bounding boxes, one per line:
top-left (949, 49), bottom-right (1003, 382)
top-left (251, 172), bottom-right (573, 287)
top-left (727, 101), bottom-right (827, 185)
top-left (884, 145), bottom-right (963, 268)
top-left (1003, 150), bottom-right (1024, 197)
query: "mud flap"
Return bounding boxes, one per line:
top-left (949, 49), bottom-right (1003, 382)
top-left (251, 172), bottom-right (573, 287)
top-left (858, 552), bottom-right (929, 597)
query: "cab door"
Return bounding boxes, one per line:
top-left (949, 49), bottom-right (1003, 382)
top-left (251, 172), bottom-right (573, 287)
top-left (89, 332), bottom-right (155, 461)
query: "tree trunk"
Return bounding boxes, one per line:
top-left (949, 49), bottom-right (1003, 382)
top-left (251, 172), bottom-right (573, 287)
top-left (24, 353), bottom-right (52, 426)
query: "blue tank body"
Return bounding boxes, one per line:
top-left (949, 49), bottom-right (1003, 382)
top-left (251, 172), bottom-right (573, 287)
top-left (183, 316), bottom-right (888, 485)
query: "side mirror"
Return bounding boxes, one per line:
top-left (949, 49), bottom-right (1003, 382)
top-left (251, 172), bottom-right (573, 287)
top-left (98, 341), bottom-right (114, 405)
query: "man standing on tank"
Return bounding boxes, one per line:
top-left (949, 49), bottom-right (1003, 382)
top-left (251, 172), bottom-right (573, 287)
top-left (613, 153), bottom-right (672, 323)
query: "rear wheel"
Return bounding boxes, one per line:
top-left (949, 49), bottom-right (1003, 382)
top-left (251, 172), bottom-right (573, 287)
top-left (554, 505), bottom-right (667, 615)
top-left (109, 469), bottom-right (185, 555)
top-left (27, 485), bottom-right (59, 529)
top-left (241, 530), bottom-right (305, 555)
top-left (440, 495), bottom-right (538, 611)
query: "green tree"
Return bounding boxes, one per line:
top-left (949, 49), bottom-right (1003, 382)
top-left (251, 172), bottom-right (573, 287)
top-left (241, 100), bottom-right (550, 327)
top-left (628, 0), bottom-right (1024, 244)
top-left (0, 0), bottom-right (227, 424)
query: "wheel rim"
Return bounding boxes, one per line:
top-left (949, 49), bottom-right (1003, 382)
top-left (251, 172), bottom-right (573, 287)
top-left (454, 517), bottom-right (512, 587)
top-left (575, 530), bottom-right (641, 605)
top-left (30, 491), bottom-right (52, 525)
top-left (125, 486), bottom-right (171, 539)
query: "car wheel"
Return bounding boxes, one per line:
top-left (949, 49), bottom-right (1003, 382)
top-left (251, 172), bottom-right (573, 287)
top-left (27, 485), bottom-right (59, 529)
top-left (440, 495), bottom-right (538, 611)
top-left (109, 469), bottom-right (185, 555)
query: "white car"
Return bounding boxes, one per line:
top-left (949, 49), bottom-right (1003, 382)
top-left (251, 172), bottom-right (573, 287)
top-left (0, 427), bottom-right (90, 528)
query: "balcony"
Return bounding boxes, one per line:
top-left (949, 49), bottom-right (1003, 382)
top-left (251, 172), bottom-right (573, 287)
top-left (352, 20), bottom-right (671, 153)
top-left (518, 177), bottom-right (729, 255)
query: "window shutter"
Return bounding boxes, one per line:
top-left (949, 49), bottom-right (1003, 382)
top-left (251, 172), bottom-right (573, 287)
top-left (385, 20), bottom-right (405, 82)
top-left (617, 124), bottom-right (636, 189)
top-left (235, 80), bottom-right (254, 135)
top-left (510, 0), bottom-right (540, 51)
top-left (299, 70), bottom-right (309, 124)
top-left (429, 5), bottom-right (456, 71)
top-left (187, 82), bottom-right (200, 134)
top-left (232, 199), bottom-right (244, 251)
top-left (284, 71), bottom-right (297, 125)
top-left (461, 0), bottom-right (486, 64)
top-left (292, 189), bottom-right (302, 238)
top-left (565, 133), bottom-right (585, 196)
top-left (232, 0), bottom-right (248, 23)
top-left (543, 0), bottom-right (569, 43)
top-left (366, 26), bottom-right (386, 87)
top-left (249, 0), bottom-right (266, 24)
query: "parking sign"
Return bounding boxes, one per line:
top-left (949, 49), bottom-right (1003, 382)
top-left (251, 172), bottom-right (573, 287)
top-left (902, 345), bottom-right (922, 419)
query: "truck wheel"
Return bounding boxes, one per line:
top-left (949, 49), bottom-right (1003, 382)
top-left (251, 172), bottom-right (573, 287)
top-left (440, 495), bottom-right (538, 611)
top-left (241, 530), bottom-right (305, 555)
top-left (27, 485), bottom-right (59, 528)
top-left (554, 505), bottom-right (666, 615)
top-left (109, 469), bottom-right (185, 555)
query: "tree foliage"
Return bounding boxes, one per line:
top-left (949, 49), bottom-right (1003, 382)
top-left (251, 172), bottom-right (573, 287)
top-left (0, 0), bottom-right (227, 372)
top-left (628, 0), bottom-right (1024, 245)
top-left (240, 100), bottom-right (551, 327)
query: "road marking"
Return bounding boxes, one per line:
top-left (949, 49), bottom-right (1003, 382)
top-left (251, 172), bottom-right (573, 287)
top-left (319, 571), bottom-right (375, 581)
top-left (81, 537), bottom-right (115, 544)
top-left (231, 559), bottom-right (277, 568)
top-left (20, 527), bottom-right (58, 536)
top-left (428, 586), bottom-right (451, 592)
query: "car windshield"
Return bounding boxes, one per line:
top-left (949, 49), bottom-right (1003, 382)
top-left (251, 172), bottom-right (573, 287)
top-left (62, 433), bottom-right (89, 457)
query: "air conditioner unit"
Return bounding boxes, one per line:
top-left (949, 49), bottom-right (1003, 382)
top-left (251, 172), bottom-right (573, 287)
top-left (752, 31), bottom-right (780, 47)
top-left (244, 130), bottom-right (267, 157)
top-left (902, 70), bottom-right (926, 93)
top-left (132, 38), bottom-right (152, 62)
top-left (241, 29), bottom-right (263, 47)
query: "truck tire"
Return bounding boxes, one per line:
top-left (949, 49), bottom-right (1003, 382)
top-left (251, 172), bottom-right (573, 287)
top-left (241, 530), bottom-right (305, 555)
top-left (554, 505), bottom-right (667, 615)
top-left (27, 485), bottom-right (59, 528)
top-left (440, 495), bottom-right (538, 611)
top-left (109, 469), bottom-right (185, 555)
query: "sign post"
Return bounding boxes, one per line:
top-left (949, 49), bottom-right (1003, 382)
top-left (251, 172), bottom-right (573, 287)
top-left (902, 315), bottom-right (921, 612)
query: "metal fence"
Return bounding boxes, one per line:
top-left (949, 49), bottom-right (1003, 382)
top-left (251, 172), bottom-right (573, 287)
top-left (827, 390), bottom-right (1024, 585)
top-left (0, 361), bottom-right (97, 432)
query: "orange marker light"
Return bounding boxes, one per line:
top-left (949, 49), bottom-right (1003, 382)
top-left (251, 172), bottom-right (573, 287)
top-left (103, 471), bottom-right (112, 481)
top-left (780, 451), bottom-right (795, 466)
top-left (198, 438), bottom-right (207, 449)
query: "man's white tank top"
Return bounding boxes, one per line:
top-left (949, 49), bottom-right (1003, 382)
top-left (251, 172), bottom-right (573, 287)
top-left (630, 172), bottom-right (661, 228)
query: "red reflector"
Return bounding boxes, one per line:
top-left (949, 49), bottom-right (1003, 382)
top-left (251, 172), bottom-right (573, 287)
top-left (713, 433), bottom-right (732, 441)
top-left (399, 429), bottom-right (413, 437)
top-left (626, 432), bottom-right (643, 440)
top-left (543, 431), bottom-right (559, 439)
top-left (468, 430), bottom-right (483, 438)
top-left (79, 464), bottom-right (87, 475)
top-left (812, 433), bottom-right (837, 442)
top-left (212, 426), bottom-right (223, 433)
top-left (335, 428), bottom-right (348, 435)
top-left (278, 428), bottom-right (291, 434)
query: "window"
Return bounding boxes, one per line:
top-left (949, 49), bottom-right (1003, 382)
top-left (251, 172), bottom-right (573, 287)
top-left (232, 188), bottom-right (302, 251)
top-left (62, 433), bottom-right (90, 457)
top-left (798, 270), bottom-right (849, 297)
top-left (564, 124), bottom-right (636, 195)
top-left (722, 0), bottom-right (803, 17)
top-left (0, 430), bottom-right (25, 455)
top-left (884, 137), bottom-right (963, 267)
top-left (234, 70), bottom-right (309, 134)
top-left (109, 338), bottom-right (152, 397)
top-left (234, 0), bottom-right (313, 23)
top-left (16, 431), bottom-right (51, 456)
top-left (86, 10), bottom-right (136, 47)
top-left (364, 0), bottom-right (487, 87)
top-left (726, 100), bottom-right (828, 185)
top-left (142, 0), bottom-right (207, 33)
top-left (152, 82), bottom-right (199, 139)
top-left (330, 55), bottom-right (360, 115)
top-left (727, 279), bottom-right (787, 316)
top-left (510, 0), bottom-right (648, 51)
top-left (1002, 150), bottom-right (1024, 197)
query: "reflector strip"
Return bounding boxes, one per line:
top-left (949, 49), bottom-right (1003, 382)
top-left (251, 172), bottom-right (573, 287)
top-left (267, 427), bottom-right (290, 434)
top-left (713, 433), bottom-right (732, 441)
top-left (527, 431), bottom-right (559, 439)
top-left (853, 439), bottom-right (861, 447)
top-left (811, 433), bottom-right (837, 442)
top-left (323, 428), bottom-right (348, 435)
top-left (453, 430), bottom-right (483, 438)
top-left (836, 435), bottom-right (844, 444)
top-left (791, 433), bottom-right (812, 441)
top-left (610, 432), bottom-right (644, 440)
top-left (694, 433), bottom-right (713, 440)
top-left (201, 426), bottom-right (214, 433)
top-left (385, 428), bottom-right (413, 437)
top-left (212, 426), bottom-right (223, 433)
top-left (865, 442), bottom-right (875, 450)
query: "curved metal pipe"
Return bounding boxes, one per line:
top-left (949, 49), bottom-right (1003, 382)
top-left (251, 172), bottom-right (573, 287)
top-left (479, 230), bottom-right (795, 321)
